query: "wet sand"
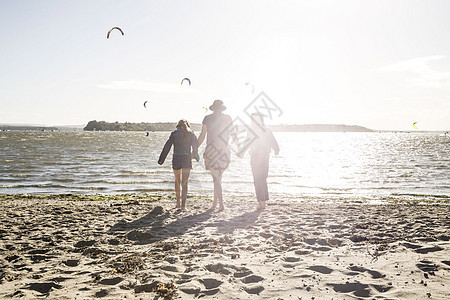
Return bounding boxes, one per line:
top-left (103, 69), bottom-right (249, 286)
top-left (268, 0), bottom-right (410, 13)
top-left (0, 194), bottom-right (449, 299)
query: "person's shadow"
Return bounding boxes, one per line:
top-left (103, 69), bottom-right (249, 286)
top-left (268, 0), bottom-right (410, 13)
top-left (215, 210), bottom-right (261, 234)
top-left (108, 206), bottom-right (215, 244)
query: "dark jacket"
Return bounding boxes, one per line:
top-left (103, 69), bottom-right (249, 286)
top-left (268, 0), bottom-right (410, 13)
top-left (158, 129), bottom-right (199, 164)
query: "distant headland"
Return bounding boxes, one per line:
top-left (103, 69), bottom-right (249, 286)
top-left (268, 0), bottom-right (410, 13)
top-left (0, 121), bottom-right (374, 132)
top-left (83, 120), bottom-right (373, 132)
top-left (1, 125), bottom-right (59, 131)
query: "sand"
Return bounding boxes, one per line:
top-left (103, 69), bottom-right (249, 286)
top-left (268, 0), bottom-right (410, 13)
top-left (0, 194), bottom-right (449, 299)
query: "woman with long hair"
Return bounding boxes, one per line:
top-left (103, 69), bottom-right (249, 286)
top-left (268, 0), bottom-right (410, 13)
top-left (198, 100), bottom-right (239, 211)
top-left (158, 119), bottom-right (199, 210)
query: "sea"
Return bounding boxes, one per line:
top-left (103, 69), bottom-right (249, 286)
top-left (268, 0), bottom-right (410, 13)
top-left (1, 131), bottom-right (449, 203)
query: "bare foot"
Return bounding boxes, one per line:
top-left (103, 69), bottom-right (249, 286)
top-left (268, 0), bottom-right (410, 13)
top-left (219, 205), bottom-right (225, 212)
top-left (256, 202), bottom-right (265, 211)
top-left (211, 199), bottom-right (218, 209)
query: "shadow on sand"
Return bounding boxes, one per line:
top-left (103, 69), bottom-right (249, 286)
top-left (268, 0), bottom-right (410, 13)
top-left (108, 205), bottom-right (261, 244)
top-left (215, 210), bottom-right (261, 234)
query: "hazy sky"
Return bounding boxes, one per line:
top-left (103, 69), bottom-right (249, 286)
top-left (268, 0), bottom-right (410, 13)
top-left (1, 0), bottom-right (449, 130)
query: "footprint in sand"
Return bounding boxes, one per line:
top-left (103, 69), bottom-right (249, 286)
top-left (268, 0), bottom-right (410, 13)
top-left (5, 254), bottom-right (22, 263)
top-left (27, 249), bottom-right (50, 255)
top-left (94, 288), bottom-right (109, 298)
top-left (402, 242), bottom-right (422, 249)
top-left (63, 259), bottom-right (79, 267)
top-left (437, 234), bottom-right (449, 241)
top-left (327, 282), bottom-right (371, 298)
top-left (241, 274), bottom-right (264, 284)
top-left (49, 277), bottom-right (73, 283)
top-left (98, 277), bottom-right (124, 285)
top-left (134, 282), bottom-right (159, 293)
top-left (158, 263), bottom-right (185, 273)
top-left (199, 287), bottom-right (220, 296)
top-left (74, 240), bottom-right (97, 248)
top-left (27, 282), bottom-right (63, 294)
top-left (233, 267), bottom-right (253, 278)
top-left (107, 238), bottom-right (120, 245)
top-left (311, 246), bottom-right (332, 252)
top-left (28, 254), bottom-right (56, 263)
top-left (178, 281), bottom-right (201, 297)
top-left (126, 230), bottom-right (153, 241)
top-left (259, 232), bottom-right (273, 239)
top-left (164, 256), bottom-right (179, 264)
top-left (244, 285), bottom-right (264, 295)
top-left (294, 249), bottom-right (311, 255)
top-left (308, 265), bottom-right (333, 274)
top-left (284, 256), bottom-right (300, 263)
top-left (416, 260), bottom-right (439, 276)
top-left (415, 246), bottom-right (444, 254)
top-left (348, 265), bottom-right (385, 279)
top-left (303, 238), bottom-right (316, 245)
top-left (205, 263), bottom-right (233, 275)
top-left (200, 278), bottom-right (223, 289)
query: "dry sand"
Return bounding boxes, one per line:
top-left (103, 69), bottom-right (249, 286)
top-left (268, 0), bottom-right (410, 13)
top-left (0, 194), bottom-right (449, 299)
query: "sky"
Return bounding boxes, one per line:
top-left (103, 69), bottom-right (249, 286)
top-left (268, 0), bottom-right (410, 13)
top-left (1, 0), bottom-right (450, 131)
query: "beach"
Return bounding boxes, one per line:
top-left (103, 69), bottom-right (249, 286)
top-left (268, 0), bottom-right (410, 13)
top-left (0, 194), bottom-right (448, 299)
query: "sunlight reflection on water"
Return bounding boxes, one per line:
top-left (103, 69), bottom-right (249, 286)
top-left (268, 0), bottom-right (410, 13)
top-left (0, 131), bottom-right (449, 202)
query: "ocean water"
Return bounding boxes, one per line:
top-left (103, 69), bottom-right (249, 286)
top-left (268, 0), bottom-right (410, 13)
top-left (0, 131), bottom-right (449, 202)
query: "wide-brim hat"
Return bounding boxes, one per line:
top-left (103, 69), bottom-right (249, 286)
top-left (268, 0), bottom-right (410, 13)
top-left (209, 100), bottom-right (226, 111)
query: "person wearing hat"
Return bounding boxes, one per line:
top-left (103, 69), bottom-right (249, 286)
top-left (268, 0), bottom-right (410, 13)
top-left (238, 112), bottom-right (279, 210)
top-left (198, 100), bottom-right (239, 211)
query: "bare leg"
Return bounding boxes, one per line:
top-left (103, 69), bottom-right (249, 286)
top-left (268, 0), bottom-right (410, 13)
top-left (210, 171), bottom-right (218, 209)
top-left (173, 169), bottom-right (181, 209)
top-left (181, 169), bottom-right (191, 210)
top-left (210, 169), bottom-right (224, 211)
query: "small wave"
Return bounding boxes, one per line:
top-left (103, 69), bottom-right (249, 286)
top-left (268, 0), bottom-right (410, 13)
top-left (391, 193), bottom-right (450, 199)
top-left (0, 184), bottom-right (22, 189)
top-left (52, 178), bottom-right (75, 183)
top-left (87, 179), bottom-right (174, 185)
top-left (76, 186), bottom-right (109, 191)
top-left (29, 183), bottom-right (70, 189)
top-left (116, 188), bottom-right (173, 193)
top-left (10, 174), bottom-right (33, 178)
top-left (91, 180), bottom-right (153, 185)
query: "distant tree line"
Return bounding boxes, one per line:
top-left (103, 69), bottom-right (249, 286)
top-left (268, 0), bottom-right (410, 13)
top-left (83, 120), bottom-right (373, 132)
top-left (83, 120), bottom-right (202, 132)
top-left (2, 125), bottom-right (59, 131)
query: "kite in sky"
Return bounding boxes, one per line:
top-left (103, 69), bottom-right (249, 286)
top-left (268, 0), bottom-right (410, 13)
top-left (143, 101), bottom-right (148, 108)
top-left (413, 122), bottom-right (418, 130)
top-left (107, 27), bottom-right (124, 39)
top-left (245, 82), bottom-right (255, 94)
top-left (202, 107), bottom-right (208, 113)
top-left (181, 78), bottom-right (191, 86)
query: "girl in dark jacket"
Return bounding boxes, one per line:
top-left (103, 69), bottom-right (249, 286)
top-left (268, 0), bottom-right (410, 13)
top-left (158, 119), bottom-right (199, 210)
